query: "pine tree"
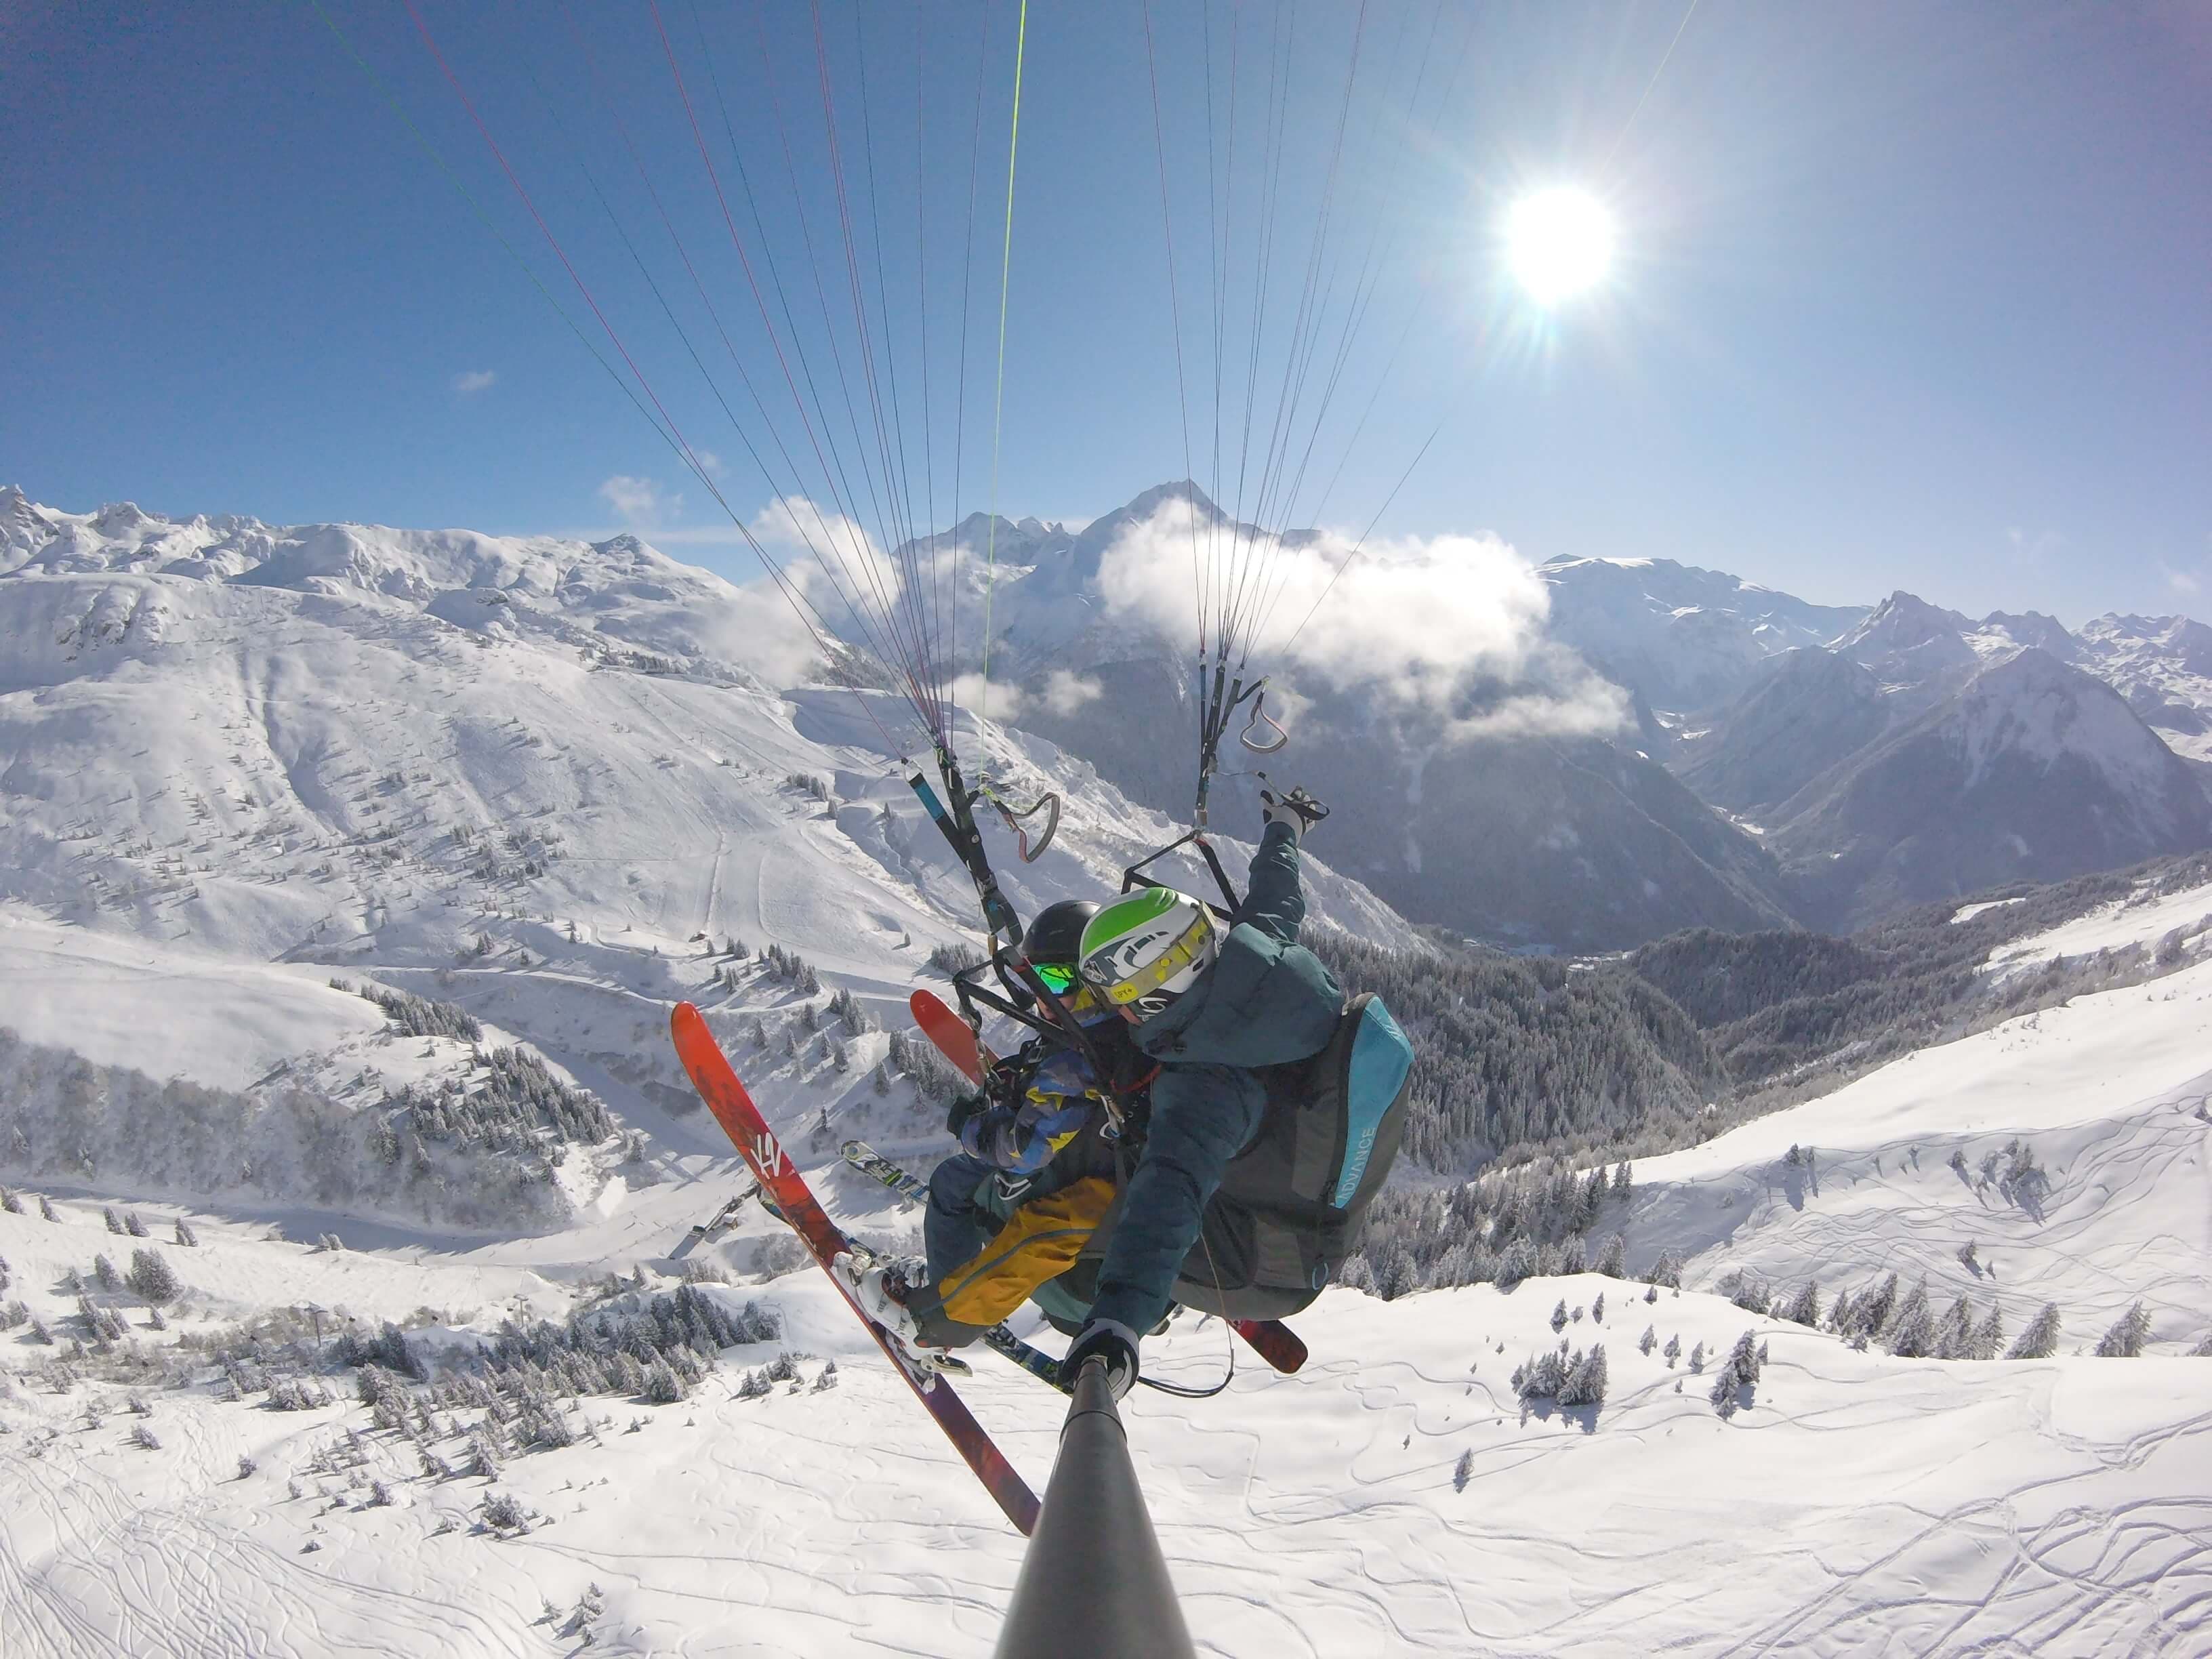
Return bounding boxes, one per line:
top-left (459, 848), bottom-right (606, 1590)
top-left (0, 1188), bottom-right (20, 1215)
top-left (1592, 1292), bottom-right (1606, 1324)
top-left (125, 1212), bottom-right (148, 1237)
top-left (1638, 1325), bottom-right (1656, 1355)
top-left (1885, 1282), bottom-right (1936, 1357)
top-left (2006, 1303), bottom-right (2063, 1359)
top-left (1727, 1330), bottom-right (1761, 1385)
top-left (1557, 1343), bottom-right (1607, 1408)
top-left (1970, 1303), bottom-right (2004, 1360)
top-left (1452, 1448), bottom-right (1474, 1493)
top-left (104, 1207), bottom-right (124, 1235)
top-left (1594, 1235), bottom-right (1626, 1279)
top-left (39, 1195), bottom-right (58, 1222)
top-left (1782, 1279), bottom-right (1821, 1328)
top-left (173, 1219), bottom-right (198, 1247)
top-left (2093, 1301), bottom-right (2150, 1358)
top-left (93, 1254), bottom-right (120, 1290)
top-left (1550, 1298), bottom-right (1568, 1334)
top-left (1662, 1334), bottom-right (1680, 1366)
top-left (126, 1248), bottom-right (181, 1304)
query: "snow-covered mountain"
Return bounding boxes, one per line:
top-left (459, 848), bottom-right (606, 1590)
top-left (1673, 646), bottom-right (1892, 817)
top-left (0, 485), bottom-right (1414, 1233)
top-left (1537, 552), bottom-right (1868, 710)
top-left (4, 485), bottom-right (2211, 1656)
top-left (1772, 649), bottom-right (2212, 930)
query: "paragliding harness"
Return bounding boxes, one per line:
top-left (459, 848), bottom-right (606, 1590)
top-left (915, 667), bottom-right (1412, 1323)
top-left (907, 743), bottom-right (1141, 1136)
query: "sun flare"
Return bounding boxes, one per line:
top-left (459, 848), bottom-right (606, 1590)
top-left (1505, 188), bottom-right (1615, 306)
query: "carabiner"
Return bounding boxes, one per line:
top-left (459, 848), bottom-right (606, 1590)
top-left (985, 784), bottom-right (1061, 862)
top-left (1240, 688), bottom-right (1289, 754)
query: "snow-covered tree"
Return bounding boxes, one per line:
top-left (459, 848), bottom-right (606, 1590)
top-left (2093, 1301), bottom-right (2150, 1358)
top-left (2006, 1303), bottom-right (2064, 1359)
top-left (103, 1207), bottom-right (124, 1235)
top-left (173, 1218), bottom-right (198, 1247)
top-left (1550, 1298), bottom-right (1568, 1333)
top-left (126, 1248), bottom-right (180, 1304)
top-left (1453, 1448), bottom-right (1474, 1492)
top-left (92, 1254), bottom-right (120, 1291)
top-left (125, 1212), bottom-right (148, 1237)
top-left (1886, 1282), bottom-right (1937, 1357)
top-left (1557, 1343), bottom-right (1608, 1408)
top-left (0, 1188), bottom-right (20, 1214)
top-left (39, 1195), bottom-right (59, 1223)
top-left (1594, 1234), bottom-right (1626, 1279)
top-left (1781, 1280), bottom-right (1821, 1328)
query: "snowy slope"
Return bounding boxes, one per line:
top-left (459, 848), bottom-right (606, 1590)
top-left (3, 1202), bottom-right (2205, 1657)
top-left (1626, 950), bottom-right (2212, 1353)
top-left (5, 485), bottom-right (2211, 1656)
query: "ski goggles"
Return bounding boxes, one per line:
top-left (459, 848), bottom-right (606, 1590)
top-left (1031, 962), bottom-right (1079, 996)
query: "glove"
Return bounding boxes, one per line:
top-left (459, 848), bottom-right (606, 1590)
top-left (1058, 1317), bottom-right (1141, 1399)
top-left (1258, 777), bottom-right (1330, 842)
top-left (945, 1092), bottom-right (985, 1138)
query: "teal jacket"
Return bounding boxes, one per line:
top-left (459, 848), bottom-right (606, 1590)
top-left (1087, 823), bottom-right (1342, 1336)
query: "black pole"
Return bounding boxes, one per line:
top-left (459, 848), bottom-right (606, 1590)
top-left (994, 1359), bottom-right (1199, 1659)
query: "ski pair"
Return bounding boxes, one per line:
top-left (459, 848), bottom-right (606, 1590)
top-left (668, 1003), bottom-right (1040, 1534)
top-left (909, 989), bottom-right (1309, 1376)
top-left (835, 1139), bottom-right (1069, 1393)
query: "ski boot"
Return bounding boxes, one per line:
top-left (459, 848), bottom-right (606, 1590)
top-left (832, 1248), bottom-right (968, 1376)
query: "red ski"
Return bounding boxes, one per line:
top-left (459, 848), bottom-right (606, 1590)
top-left (908, 989), bottom-right (1308, 1375)
top-left (910, 987), bottom-right (987, 1083)
top-left (669, 1002), bottom-right (1040, 1534)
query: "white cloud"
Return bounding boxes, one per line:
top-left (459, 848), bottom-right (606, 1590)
top-left (451, 369), bottom-right (496, 394)
top-left (2161, 562), bottom-right (2200, 597)
top-left (599, 474), bottom-right (680, 527)
top-left (1042, 669), bottom-right (1102, 714)
top-left (948, 672), bottom-right (1029, 720)
top-left (1095, 498), bottom-right (1628, 741)
top-left (750, 495), bottom-right (900, 615)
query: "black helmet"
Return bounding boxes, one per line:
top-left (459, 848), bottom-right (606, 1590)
top-left (1025, 899), bottom-right (1099, 970)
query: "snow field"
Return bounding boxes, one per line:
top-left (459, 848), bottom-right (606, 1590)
top-left (1980, 874), bottom-right (2212, 981)
top-left (1627, 954), bottom-right (2212, 1351)
top-left (4, 1253), bottom-right (2207, 1656)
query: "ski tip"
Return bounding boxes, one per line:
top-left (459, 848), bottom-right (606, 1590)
top-left (672, 1000), bottom-right (701, 1036)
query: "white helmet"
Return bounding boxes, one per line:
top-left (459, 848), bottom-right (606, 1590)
top-left (1077, 888), bottom-right (1218, 1021)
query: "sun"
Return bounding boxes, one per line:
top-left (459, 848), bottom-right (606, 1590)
top-left (1505, 188), bottom-right (1616, 306)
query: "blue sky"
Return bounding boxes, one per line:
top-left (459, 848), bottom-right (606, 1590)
top-left (5, 1), bottom-right (2208, 624)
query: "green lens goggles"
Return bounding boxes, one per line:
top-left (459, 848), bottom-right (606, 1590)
top-left (1033, 962), bottom-right (1078, 995)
